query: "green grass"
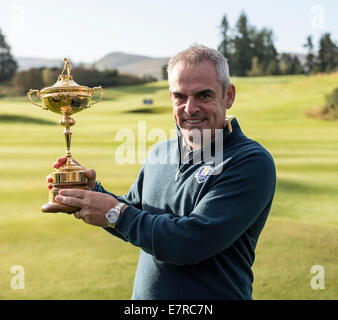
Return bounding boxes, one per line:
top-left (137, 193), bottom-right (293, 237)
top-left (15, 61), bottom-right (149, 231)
top-left (1, 73), bottom-right (337, 299)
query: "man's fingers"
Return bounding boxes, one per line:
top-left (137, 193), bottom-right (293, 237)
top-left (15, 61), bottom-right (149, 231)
top-left (46, 175), bottom-right (53, 190)
top-left (58, 189), bottom-right (88, 199)
top-left (57, 156), bottom-right (67, 164)
top-left (52, 157), bottom-right (86, 171)
top-left (53, 156), bottom-right (67, 169)
top-left (84, 169), bottom-right (96, 190)
top-left (53, 161), bottom-right (60, 169)
top-left (74, 211), bottom-right (82, 219)
top-left (85, 169), bottom-right (96, 179)
top-left (55, 195), bottom-right (84, 208)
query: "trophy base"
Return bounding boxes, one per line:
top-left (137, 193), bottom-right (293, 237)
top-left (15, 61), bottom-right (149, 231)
top-left (42, 202), bottom-right (79, 214)
top-left (43, 160), bottom-right (90, 214)
top-left (43, 182), bottom-right (90, 214)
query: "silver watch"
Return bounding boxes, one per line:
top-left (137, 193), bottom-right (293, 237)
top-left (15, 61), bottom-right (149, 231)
top-left (106, 202), bottom-right (125, 228)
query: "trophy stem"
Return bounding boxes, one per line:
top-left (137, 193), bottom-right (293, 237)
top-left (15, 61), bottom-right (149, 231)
top-left (64, 126), bottom-right (72, 159)
top-left (59, 116), bottom-right (76, 160)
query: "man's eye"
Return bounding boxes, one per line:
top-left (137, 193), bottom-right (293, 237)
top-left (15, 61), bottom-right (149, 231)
top-left (174, 95), bottom-right (186, 102)
top-left (199, 93), bottom-right (212, 100)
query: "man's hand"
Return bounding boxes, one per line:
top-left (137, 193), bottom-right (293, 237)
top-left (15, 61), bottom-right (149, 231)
top-left (55, 189), bottom-right (119, 227)
top-left (46, 156), bottom-right (97, 190)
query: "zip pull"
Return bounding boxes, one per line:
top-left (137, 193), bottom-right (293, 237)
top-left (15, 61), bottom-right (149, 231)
top-left (174, 169), bottom-right (180, 182)
top-left (175, 164), bottom-right (184, 181)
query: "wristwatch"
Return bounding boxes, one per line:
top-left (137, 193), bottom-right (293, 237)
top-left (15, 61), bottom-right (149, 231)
top-left (106, 202), bottom-right (126, 228)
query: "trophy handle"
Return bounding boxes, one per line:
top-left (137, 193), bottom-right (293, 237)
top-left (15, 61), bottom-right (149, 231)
top-left (27, 89), bottom-right (48, 111)
top-left (87, 86), bottom-right (104, 108)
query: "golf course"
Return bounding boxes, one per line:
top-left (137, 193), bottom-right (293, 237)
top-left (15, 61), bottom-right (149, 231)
top-left (0, 73), bottom-right (337, 299)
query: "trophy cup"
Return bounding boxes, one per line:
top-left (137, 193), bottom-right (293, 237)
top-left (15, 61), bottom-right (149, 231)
top-left (27, 58), bottom-right (104, 213)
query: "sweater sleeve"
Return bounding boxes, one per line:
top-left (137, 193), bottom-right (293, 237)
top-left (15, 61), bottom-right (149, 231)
top-left (115, 151), bottom-right (276, 265)
top-left (96, 165), bottom-right (145, 241)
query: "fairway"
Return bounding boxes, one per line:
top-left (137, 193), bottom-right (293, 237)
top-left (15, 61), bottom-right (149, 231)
top-left (0, 73), bottom-right (337, 299)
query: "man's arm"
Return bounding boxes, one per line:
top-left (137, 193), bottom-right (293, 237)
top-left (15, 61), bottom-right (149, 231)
top-left (94, 165), bottom-right (145, 241)
top-left (94, 166), bottom-right (144, 210)
top-left (55, 151), bottom-right (275, 266)
top-left (113, 151), bottom-right (276, 265)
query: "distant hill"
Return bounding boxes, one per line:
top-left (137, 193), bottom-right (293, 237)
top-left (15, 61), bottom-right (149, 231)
top-left (92, 52), bottom-right (169, 80)
top-left (15, 52), bottom-right (306, 80)
top-left (15, 53), bottom-right (170, 80)
top-left (16, 57), bottom-right (64, 71)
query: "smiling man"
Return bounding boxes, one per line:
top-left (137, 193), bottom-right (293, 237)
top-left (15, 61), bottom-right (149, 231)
top-left (169, 52), bottom-right (235, 150)
top-left (51, 45), bottom-right (276, 300)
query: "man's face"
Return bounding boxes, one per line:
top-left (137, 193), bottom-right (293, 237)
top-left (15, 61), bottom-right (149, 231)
top-left (169, 60), bottom-right (235, 149)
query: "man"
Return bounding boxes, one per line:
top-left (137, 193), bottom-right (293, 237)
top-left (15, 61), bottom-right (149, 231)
top-left (50, 45), bottom-right (276, 299)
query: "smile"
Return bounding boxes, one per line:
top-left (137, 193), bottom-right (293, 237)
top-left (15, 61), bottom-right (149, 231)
top-left (185, 119), bottom-right (205, 124)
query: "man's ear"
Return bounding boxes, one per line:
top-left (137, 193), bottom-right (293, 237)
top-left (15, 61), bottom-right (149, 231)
top-left (225, 84), bottom-right (236, 109)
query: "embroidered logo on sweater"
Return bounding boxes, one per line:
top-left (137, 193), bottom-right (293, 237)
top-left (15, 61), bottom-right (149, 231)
top-left (195, 165), bottom-right (214, 183)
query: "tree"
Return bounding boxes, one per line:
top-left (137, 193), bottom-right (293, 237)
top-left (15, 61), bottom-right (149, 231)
top-left (279, 53), bottom-right (294, 75)
top-left (303, 35), bottom-right (316, 74)
top-left (12, 68), bottom-right (44, 95)
top-left (325, 87), bottom-right (338, 111)
top-left (218, 15), bottom-right (233, 64)
top-left (247, 57), bottom-right (264, 76)
top-left (143, 74), bottom-right (157, 82)
top-left (252, 28), bottom-right (279, 75)
top-left (291, 56), bottom-right (304, 74)
top-left (317, 33), bottom-right (338, 72)
top-left (161, 63), bottom-right (168, 80)
top-left (217, 11), bottom-right (281, 76)
top-left (42, 67), bottom-right (59, 86)
top-left (266, 59), bottom-right (280, 75)
top-left (279, 54), bottom-right (303, 75)
top-left (231, 12), bottom-right (254, 76)
top-left (0, 28), bottom-right (17, 83)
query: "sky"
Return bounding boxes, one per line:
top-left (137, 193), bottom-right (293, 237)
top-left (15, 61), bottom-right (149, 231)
top-left (0, 0), bottom-right (337, 63)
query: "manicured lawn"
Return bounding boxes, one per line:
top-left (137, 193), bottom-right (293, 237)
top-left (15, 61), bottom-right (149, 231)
top-left (1, 73), bottom-right (337, 299)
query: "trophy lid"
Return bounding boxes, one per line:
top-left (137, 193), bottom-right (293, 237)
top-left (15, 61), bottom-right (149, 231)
top-left (40, 58), bottom-right (90, 93)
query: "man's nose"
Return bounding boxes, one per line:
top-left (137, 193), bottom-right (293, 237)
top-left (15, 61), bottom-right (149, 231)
top-left (184, 96), bottom-right (199, 115)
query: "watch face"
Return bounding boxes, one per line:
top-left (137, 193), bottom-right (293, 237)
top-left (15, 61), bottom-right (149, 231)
top-left (107, 210), bottom-right (118, 224)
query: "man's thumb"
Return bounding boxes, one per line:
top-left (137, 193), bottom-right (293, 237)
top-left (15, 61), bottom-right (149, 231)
top-left (85, 169), bottom-right (96, 180)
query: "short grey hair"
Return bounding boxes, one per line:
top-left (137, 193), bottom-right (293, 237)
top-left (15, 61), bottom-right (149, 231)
top-left (167, 45), bottom-right (231, 93)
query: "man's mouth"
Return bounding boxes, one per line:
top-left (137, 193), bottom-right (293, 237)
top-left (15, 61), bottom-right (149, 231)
top-left (185, 119), bottom-right (205, 124)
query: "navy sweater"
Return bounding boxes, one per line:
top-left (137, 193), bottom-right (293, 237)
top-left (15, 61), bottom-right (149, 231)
top-left (99, 117), bottom-right (276, 299)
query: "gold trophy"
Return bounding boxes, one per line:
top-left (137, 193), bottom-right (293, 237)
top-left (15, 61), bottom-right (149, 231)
top-left (27, 58), bottom-right (104, 213)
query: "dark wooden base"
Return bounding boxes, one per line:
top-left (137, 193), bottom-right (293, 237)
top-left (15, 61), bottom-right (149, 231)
top-left (41, 202), bottom-right (79, 214)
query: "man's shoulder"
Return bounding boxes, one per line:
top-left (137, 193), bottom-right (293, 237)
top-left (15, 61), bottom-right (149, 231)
top-left (210, 137), bottom-right (276, 194)
top-left (214, 136), bottom-right (275, 180)
top-left (232, 135), bottom-right (274, 164)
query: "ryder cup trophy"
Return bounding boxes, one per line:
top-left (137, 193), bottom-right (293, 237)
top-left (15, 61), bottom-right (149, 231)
top-left (27, 58), bottom-right (104, 213)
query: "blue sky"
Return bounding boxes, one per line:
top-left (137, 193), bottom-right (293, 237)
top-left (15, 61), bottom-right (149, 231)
top-left (0, 0), bottom-right (337, 63)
